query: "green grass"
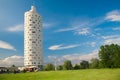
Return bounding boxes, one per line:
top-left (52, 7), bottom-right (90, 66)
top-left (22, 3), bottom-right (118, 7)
top-left (0, 69), bottom-right (120, 80)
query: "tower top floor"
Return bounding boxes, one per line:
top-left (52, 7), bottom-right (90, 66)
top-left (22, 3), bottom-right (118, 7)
top-left (25, 6), bottom-right (39, 14)
top-left (30, 6), bottom-right (36, 12)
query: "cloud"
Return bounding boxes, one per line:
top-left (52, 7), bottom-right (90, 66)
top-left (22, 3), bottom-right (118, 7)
top-left (48, 49), bottom-right (99, 64)
top-left (7, 24), bottom-right (23, 32)
top-left (0, 40), bottom-right (16, 51)
top-left (75, 27), bottom-right (90, 35)
top-left (64, 50), bottom-right (98, 60)
top-left (89, 42), bottom-right (96, 47)
top-left (102, 35), bottom-right (120, 45)
top-left (55, 20), bottom-right (91, 35)
top-left (102, 35), bottom-right (120, 39)
top-left (0, 55), bottom-right (24, 67)
top-left (113, 27), bottom-right (120, 31)
top-left (48, 44), bottom-right (80, 50)
top-left (63, 50), bottom-right (98, 64)
top-left (104, 37), bottom-right (120, 45)
top-left (43, 22), bottom-right (56, 29)
top-left (105, 10), bottom-right (120, 21)
top-left (55, 27), bottom-right (77, 32)
top-left (55, 17), bottom-right (104, 36)
top-left (56, 27), bottom-right (90, 35)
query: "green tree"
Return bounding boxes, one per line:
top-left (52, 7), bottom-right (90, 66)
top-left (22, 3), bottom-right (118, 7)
top-left (57, 65), bottom-right (63, 70)
top-left (63, 60), bottom-right (73, 70)
top-left (11, 65), bottom-right (15, 67)
top-left (44, 63), bottom-right (55, 71)
top-left (89, 58), bottom-right (99, 69)
top-left (99, 44), bottom-right (120, 68)
top-left (80, 60), bottom-right (89, 69)
top-left (73, 64), bottom-right (80, 70)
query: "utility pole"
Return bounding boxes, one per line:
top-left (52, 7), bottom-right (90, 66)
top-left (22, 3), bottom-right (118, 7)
top-left (48, 56), bottom-right (58, 71)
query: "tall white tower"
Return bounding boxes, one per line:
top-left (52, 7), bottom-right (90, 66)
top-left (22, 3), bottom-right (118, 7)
top-left (24, 6), bottom-right (43, 69)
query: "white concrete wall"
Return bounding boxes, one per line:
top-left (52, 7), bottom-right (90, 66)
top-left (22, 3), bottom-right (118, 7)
top-left (24, 6), bottom-right (43, 68)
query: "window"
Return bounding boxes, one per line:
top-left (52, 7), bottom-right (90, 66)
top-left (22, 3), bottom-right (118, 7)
top-left (33, 52), bottom-right (36, 53)
top-left (32, 31), bottom-right (36, 33)
top-left (29, 24), bottom-right (32, 26)
top-left (33, 21), bottom-right (35, 23)
top-left (32, 41), bottom-right (36, 43)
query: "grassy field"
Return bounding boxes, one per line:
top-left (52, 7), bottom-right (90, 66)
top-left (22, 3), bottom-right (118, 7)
top-left (0, 69), bottom-right (120, 80)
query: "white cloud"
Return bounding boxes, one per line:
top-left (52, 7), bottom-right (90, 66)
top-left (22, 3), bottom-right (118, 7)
top-left (48, 44), bottom-right (80, 50)
top-left (0, 40), bottom-right (16, 51)
top-left (113, 27), bottom-right (120, 31)
top-left (0, 55), bottom-right (24, 67)
top-left (102, 35), bottom-right (120, 45)
top-left (63, 50), bottom-right (98, 62)
top-left (105, 10), bottom-right (120, 21)
top-left (43, 23), bottom-right (56, 29)
top-left (55, 27), bottom-right (90, 35)
top-left (102, 35), bottom-right (120, 39)
top-left (55, 17), bottom-right (104, 36)
top-left (104, 37), bottom-right (120, 45)
top-left (75, 27), bottom-right (90, 35)
top-left (55, 27), bottom-right (77, 32)
top-left (7, 24), bottom-right (23, 32)
top-left (55, 20), bottom-right (91, 35)
top-left (89, 42), bottom-right (96, 47)
top-left (48, 50), bottom-right (99, 64)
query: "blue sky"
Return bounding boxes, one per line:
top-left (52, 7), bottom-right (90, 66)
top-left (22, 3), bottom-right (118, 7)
top-left (0, 0), bottom-right (120, 66)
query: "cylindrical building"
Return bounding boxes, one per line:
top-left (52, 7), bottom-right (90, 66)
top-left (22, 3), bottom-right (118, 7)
top-left (24, 6), bottom-right (43, 70)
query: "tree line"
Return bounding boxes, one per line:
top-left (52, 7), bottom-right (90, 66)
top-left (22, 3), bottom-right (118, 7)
top-left (44, 44), bottom-right (120, 71)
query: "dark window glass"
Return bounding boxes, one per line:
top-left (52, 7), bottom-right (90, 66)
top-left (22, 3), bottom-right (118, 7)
top-left (32, 41), bottom-right (36, 43)
top-left (32, 31), bottom-right (36, 33)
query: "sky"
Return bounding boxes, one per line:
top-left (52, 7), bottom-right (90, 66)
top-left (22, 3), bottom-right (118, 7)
top-left (0, 0), bottom-right (120, 66)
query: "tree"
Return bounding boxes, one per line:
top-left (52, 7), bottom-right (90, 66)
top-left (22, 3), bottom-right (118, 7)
top-left (89, 58), bottom-right (99, 69)
top-left (80, 60), bottom-right (89, 69)
top-left (44, 63), bottom-right (55, 71)
top-left (11, 65), bottom-right (15, 67)
top-left (99, 44), bottom-right (120, 68)
top-left (63, 60), bottom-right (73, 70)
top-left (73, 64), bottom-right (80, 70)
top-left (57, 65), bottom-right (63, 70)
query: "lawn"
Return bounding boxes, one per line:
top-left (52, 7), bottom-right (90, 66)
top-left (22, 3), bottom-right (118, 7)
top-left (0, 69), bottom-right (120, 80)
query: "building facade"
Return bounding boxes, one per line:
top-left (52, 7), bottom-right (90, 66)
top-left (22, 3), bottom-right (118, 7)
top-left (24, 6), bottom-right (43, 70)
